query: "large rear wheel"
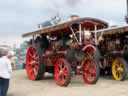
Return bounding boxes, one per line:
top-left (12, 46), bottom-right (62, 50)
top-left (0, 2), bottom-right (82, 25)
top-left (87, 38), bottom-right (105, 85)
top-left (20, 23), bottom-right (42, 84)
top-left (112, 58), bottom-right (127, 81)
top-left (26, 45), bottom-right (45, 80)
top-left (54, 59), bottom-right (72, 86)
top-left (82, 59), bottom-right (99, 84)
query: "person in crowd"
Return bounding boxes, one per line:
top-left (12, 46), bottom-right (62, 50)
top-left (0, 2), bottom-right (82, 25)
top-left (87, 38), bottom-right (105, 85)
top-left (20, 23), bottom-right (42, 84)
top-left (0, 50), bottom-right (14, 96)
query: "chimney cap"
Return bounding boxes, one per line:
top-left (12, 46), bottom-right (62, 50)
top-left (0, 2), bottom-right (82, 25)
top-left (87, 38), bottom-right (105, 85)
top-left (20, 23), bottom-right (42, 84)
top-left (70, 15), bottom-right (79, 20)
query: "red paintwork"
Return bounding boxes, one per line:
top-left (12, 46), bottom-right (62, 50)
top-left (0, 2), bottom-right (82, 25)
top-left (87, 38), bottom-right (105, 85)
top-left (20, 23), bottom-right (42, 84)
top-left (54, 59), bottom-right (69, 86)
top-left (43, 48), bottom-right (66, 66)
top-left (26, 47), bottom-right (39, 80)
top-left (82, 59), bottom-right (97, 84)
top-left (82, 44), bottom-right (96, 52)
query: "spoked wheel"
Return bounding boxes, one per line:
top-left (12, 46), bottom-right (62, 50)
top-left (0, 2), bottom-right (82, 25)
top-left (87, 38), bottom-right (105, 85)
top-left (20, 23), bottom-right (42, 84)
top-left (26, 45), bottom-right (45, 80)
top-left (54, 59), bottom-right (72, 86)
top-left (112, 58), bottom-right (127, 81)
top-left (82, 59), bottom-right (99, 84)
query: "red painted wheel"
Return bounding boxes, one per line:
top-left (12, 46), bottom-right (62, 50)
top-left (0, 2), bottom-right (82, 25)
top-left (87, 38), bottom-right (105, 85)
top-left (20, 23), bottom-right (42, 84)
top-left (82, 59), bottom-right (99, 84)
top-left (26, 45), bottom-right (45, 80)
top-left (54, 59), bottom-right (72, 86)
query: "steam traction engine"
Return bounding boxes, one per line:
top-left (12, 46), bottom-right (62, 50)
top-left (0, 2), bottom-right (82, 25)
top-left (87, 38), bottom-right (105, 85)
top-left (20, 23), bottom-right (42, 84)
top-left (22, 17), bottom-right (108, 86)
top-left (96, 26), bottom-right (128, 81)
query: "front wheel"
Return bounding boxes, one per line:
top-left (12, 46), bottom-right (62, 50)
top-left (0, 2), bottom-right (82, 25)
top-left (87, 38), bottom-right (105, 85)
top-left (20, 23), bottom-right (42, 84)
top-left (26, 45), bottom-right (45, 80)
top-left (112, 57), bottom-right (127, 81)
top-left (54, 59), bottom-right (72, 86)
top-left (82, 59), bottom-right (99, 84)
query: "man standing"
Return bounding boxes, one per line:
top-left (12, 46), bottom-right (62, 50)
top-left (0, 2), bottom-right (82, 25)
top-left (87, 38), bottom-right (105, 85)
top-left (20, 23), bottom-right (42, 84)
top-left (0, 50), bottom-right (14, 96)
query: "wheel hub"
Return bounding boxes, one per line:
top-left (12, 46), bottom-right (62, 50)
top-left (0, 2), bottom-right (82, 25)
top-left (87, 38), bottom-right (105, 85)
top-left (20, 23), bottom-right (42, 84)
top-left (59, 70), bottom-right (63, 75)
top-left (117, 67), bottom-right (123, 72)
top-left (89, 69), bottom-right (94, 75)
top-left (31, 61), bottom-right (35, 65)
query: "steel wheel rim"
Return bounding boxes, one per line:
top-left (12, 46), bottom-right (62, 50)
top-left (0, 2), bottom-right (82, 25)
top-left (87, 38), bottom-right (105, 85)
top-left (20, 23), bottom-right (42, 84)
top-left (82, 60), bottom-right (97, 84)
top-left (54, 59), bottom-right (69, 86)
top-left (112, 59), bottom-right (124, 81)
top-left (26, 47), bottom-right (39, 80)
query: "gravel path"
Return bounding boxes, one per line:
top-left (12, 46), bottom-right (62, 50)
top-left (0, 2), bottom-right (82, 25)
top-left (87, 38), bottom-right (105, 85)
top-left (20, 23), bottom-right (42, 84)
top-left (8, 70), bottom-right (128, 96)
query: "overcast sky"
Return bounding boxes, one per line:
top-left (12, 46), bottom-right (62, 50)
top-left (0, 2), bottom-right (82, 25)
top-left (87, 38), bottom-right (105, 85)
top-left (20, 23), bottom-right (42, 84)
top-left (0, 0), bottom-right (127, 47)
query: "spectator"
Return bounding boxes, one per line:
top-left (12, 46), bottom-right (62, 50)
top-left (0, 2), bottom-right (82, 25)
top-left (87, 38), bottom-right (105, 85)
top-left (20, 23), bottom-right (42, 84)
top-left (0, 50), bottom-right (14, 96)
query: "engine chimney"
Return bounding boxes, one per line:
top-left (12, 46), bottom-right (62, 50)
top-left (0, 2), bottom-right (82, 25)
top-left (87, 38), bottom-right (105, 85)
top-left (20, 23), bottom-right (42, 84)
top-left (125, 0), bottom-right (128, 23)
